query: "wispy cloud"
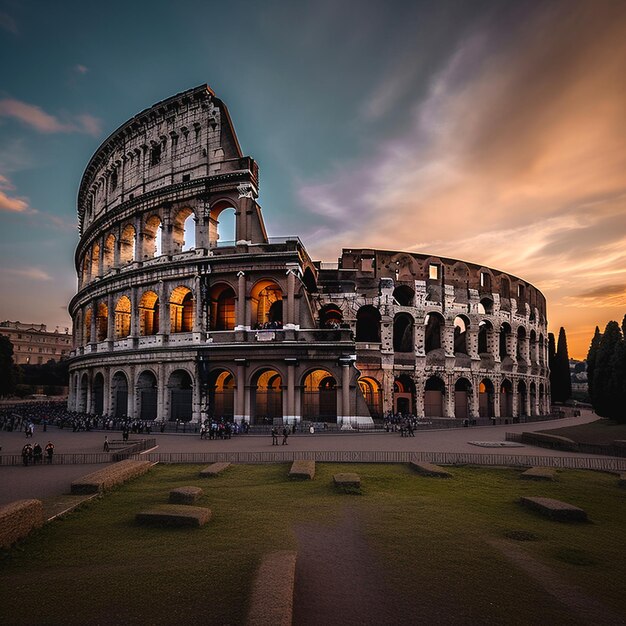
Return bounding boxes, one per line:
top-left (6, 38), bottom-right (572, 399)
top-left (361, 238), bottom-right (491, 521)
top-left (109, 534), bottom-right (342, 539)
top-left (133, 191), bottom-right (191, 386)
top-left (0, 97), bottom-right (101, 136)
top-left (3, 267), bottom-right (53, 281)
top-left (74, 64), bottom-right (88, 75)
top-left (0, 12), bottom-right (17, 35)
top-left (0, 174), bottom-right (30, 213)
top-left (298, 0), bottom-right (626, 356)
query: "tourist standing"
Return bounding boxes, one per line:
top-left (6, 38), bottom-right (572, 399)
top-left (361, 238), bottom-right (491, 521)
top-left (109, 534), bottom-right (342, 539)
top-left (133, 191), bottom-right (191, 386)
top-left (103, 436), bottom-right (110, 452)
top-left (45, 441), bottom-right (54, 464)
top-left (271, 426), bottom-right (279, 446)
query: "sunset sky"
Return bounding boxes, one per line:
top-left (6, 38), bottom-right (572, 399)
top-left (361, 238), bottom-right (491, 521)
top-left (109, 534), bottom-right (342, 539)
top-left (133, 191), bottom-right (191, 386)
top-left (0, 0), bottom-right (624, 358)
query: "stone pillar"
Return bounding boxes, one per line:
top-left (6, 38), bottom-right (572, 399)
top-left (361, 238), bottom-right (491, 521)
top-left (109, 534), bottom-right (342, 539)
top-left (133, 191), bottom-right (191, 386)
top-left (507, 332), bottom-right (517, 363)
top-left (157, 364), bottom-right (167, 421)
top-left (445, 378), bottom-right (455, 418)
top-left (286, 270), bottom-right (296, 326)
top-left (193, 275), bottom-right (202, 333)
top-left (414, 378), bottom-right (425, 419)
top-left (107, 293), bottom-right (115, 341)
top-left (159, 282), bottom-right (171, 336)
top-left (130, 288), bottom-right (138, 338)
top-left (512, 386), bottom-right (519, 418)
top-left (192, 370), bottom-right (201, 423)
top-left (341, 364), bottom-right (351, 422)
top-left (86, 374), bottom-right (93, 414)
top-left (236, 361), bottom-right (246, 422)
top-left (90, 302), bottom-right (97, 344)
top-left (196, 200), bottom-right (209, 250)
top-left (470, 381), bottom-right (480, 419)
top-left (114, 226), bottom-right (121, 268)
top-left (468, 328), bottom-right (479, 360)
top-left (443, 323), bottom-right (455, 357)
top-left (134, 214), bottom-right (144, 261)
top-left (414, 323), bottom-right (425, 356)
top-left (127, 366), bottom-right (135, 418)
top-left (236, 271), bottom-right (247, 329)
top-left (493, 386), bottom-right (501, 419)
top-left (286, 360), bottom-right (296, 423)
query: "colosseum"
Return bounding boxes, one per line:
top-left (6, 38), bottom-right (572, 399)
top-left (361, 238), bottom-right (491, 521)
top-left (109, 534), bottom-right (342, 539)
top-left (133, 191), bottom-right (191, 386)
top-left (67, 84), bottom-right (550, 426)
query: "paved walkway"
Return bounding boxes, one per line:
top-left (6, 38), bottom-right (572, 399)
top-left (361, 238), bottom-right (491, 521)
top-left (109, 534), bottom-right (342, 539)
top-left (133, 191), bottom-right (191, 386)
top-left (0, 410), bottom-right (608, 506)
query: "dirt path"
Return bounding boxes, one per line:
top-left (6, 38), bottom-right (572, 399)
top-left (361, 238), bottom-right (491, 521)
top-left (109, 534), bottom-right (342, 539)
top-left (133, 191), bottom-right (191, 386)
top-left (292, 507), bottom-right (422, 626)
top-left (487, 538), bottom-right (625, 625)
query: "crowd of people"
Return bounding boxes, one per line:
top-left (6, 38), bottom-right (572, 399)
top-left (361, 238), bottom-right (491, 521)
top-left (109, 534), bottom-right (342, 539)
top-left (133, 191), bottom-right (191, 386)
top-left (383, 411), bottom-right (420, 436)
top-left (21, 441), bottom-right (54, 465)
top-left (199, 418), bottom-right (249, 439)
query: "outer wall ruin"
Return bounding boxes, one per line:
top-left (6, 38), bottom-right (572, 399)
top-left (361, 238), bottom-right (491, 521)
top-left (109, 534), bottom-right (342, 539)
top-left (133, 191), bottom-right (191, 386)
top-left (67, 85), bottom-right (550, 425)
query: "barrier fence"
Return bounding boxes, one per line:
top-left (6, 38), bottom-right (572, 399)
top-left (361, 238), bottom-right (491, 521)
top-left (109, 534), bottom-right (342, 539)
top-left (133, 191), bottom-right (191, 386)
top-left (129, 450), bottom-right (626, 472)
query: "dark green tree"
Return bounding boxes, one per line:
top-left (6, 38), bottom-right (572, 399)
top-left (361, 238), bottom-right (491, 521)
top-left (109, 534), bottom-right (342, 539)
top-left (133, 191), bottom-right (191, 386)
top-left (0, 335), bottom-right (17, 396)
top-left (548, 332), bottom-right (557, 395)
top-left (592, 321), bottom-right (624, 422)
top-left (586, 326), bottom-right (602, 407)
top-left (554, 327), bottom-right (572, 403)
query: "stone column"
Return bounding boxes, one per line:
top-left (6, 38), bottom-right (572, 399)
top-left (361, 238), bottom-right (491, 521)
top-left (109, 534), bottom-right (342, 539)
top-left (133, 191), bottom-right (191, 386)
top-left (107, 293), bottom-right (115, 341)
top-left (512, 386), bottom-right (519, 419)
top-left (127, 366), bottom-right (135, 418)
top-left (130, 288), bottom-right (139, 338)
top-left (414, 378), bottom-right (425, 419)
top-left (341, 363), bottom-right (351, 423)
top-left (467, 328), bottom-right (479, 360)
top-left (236, 361), bottom-right (246, 422)
top-left (134, 214), bottom-right (144, 261)
top-left (445, 379), bottom-right (455, 418)
top-left (193, 275), bottom-right (202, 333)
top-left (443, 323), bottom-right (455, 357)
top-left (493, 386), bottom-right (501, 419)
top-left (236, 271), bottom-right (247, 329)
top-left (286, 270), bottom-right (296, 326)
top-left (414, 323), bottom-right (425, 356)
top-left (286, 360), bottom-right (296, 423)
top-left (90, 302), bottom-right (97, 344)
top-left (157, 364), bottom-right (167, 422)
top-left (113, 226), bottom-right (121, 268)
top-left (470, 380), bottom-right (480, 419)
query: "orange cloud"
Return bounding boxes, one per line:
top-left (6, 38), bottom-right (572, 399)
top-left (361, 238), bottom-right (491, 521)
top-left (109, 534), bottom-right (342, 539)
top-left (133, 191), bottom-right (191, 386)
top-left (0, 174), bottom-right (29, 213)
top-left (299, 0), bottom-right (626, 358)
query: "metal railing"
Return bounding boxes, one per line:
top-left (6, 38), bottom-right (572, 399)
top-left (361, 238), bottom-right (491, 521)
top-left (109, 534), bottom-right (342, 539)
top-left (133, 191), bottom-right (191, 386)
top-left (128, 450), bottom-right (626, 472)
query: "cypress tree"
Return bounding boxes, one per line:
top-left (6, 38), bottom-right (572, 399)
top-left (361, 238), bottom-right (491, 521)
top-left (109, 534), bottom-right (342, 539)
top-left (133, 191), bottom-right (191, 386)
top-left (586, 326), bottom-right (601, 407)
top-left (548, 332), bottom-right (558, 400)
top-left (555, 327), bottom-right (572, 403)
top-left (593, 321), bottom-right (623, 420)
top-left (0, 335), bottom-right (16, 397)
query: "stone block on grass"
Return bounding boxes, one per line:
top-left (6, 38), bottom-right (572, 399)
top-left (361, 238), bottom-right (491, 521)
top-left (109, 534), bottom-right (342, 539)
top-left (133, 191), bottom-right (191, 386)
top-left (333, 473), bottom-right (361, 489)
top-left (520, 497), bottom-right (588, 522)
top-left (169, 486), bottom-right (203, 504)
top-left (618, 473), bottom-right (626, 488)
top-left (410, 461), bottom-right (452, 478)
top-left (289, 460), bottom-right (315, 480)
top-left (136, 505), bottom-right (211, 528)
top-left (0, 499), bottom-right (44, 549)
top-left (199, 462), bottom-right (231, 478)
top-left (71, 460), bottom-right (154, 494)
top-left (520, 467), bottom-right (555, 481)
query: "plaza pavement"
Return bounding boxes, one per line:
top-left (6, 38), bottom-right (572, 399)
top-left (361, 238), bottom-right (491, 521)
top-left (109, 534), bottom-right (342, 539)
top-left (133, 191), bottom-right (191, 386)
top-left (0, 410), bottom-right (610, 506)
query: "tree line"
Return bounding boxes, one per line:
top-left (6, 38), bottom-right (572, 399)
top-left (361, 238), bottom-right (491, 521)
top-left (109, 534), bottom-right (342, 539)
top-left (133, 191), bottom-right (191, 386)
top-left (586, 316), bottom-right (626, 423)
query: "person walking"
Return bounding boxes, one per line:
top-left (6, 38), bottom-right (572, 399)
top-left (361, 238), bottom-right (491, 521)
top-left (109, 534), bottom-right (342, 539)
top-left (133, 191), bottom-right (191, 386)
top-left (282, 426), bottom-right (289, 446)
top-left (33, 443), bottom-right (43, 464)
top-left (45, 441), bottom-right (54, 464)
top-left (271, 426), bottom-right (279, 446)
top-left (103, 436), bottom-right (110, 452)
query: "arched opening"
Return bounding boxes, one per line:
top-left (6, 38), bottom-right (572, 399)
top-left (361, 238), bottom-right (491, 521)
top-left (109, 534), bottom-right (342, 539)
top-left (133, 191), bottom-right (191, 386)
top-left (424, 376), bottom-right (445, 417)
top-left (103, 234), bottom-right (115, 272)
top-left (93, 372), bottom-right (104, 416)
top-left (211, 205), bottom-right (236, 247)
top-left (319, 303), bottom-right (343, 329)
top-left (356, 305), bottom-right (381, 342)
top-left (479, 378), bottom-right (495, 418)
top-left (139, 291), bottom-right (160, 336)
top-left (170, 286), bottom-right (194, 333)
top-left (425, 312), bottom-right (444, 353)
top-left (358, 377), bottom-right (382, 419)
top-left (137, 370), bottom-right (158, 421)
top-left (538, 334), bottom-right (545, 365)
top-left (478, 320), bottom-right (493, 355)
top-left (529, 381), bottom-right (537, 417)
top-left (454, 378), bottom-right (471, 419)
top-left (251, 280), bottom-right (283, 328)
top-left (208, 369), bottom-right (235, 421)
top-left (500, 379), bottom-right (513, 417)
top-left (393, 313), bottom-right (414, 352)
top-left (83, 308), bottom-right (92, 344)
top-left (114, 296), bottom-right (131, 339)
top-left (111, 371), bottom-right (129, 418)
top-left (82, 254), bottom-right (91, 285)
top-left (478, 297), bottom-right (493, 315)
top-left (393, 285), bottom-right (415, 306)
top-left (529, 330), bottom-right (537, 363)
top-left (302, 369), bottom-right (337, 422)
top-left (518, 380), bottom-right (528, 417)
top-left (393, 375), bottom-right (414, 414)
top-left (454, 316), bottom-right (469, 355)
top-left (90, 243), bottom-right (100, 279)
top-left (172, 207), bottom-right (196, 253)
top-left (120, 224), bottom-right (136, 264)
top-left (500, 276), bottom-right (511, 299)
top-left (168, 369), bottom-right (193, 421)
top-left (539, 383), bottom-right (545, 415)
top-left (251, 369), bottom-right (282, 424)
top-left (209, 284), bottom-right (236, 331)
top-left (79, 373), bottom-right (88, 412)
top-left (96, 302), bottom-right (108, 342)
top-left (144, 215), bottom-right (162, 258)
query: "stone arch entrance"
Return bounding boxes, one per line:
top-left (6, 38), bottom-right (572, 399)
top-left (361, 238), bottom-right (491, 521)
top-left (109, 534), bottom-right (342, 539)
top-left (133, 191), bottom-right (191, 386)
top-left (168, 369), bottom-right (193, 421)
top-left (302, 369), bottom-right (337, 422)
top-left (479, 378), bottom-right (495, 418)
top-left (393, 375), bottom-right (415, 415)
top-left (208, 369), bottom-right (235, 421)
top-left (93, 372), bottom-right (104, 416)
top-left (454, 377), bottom-right (472, 419)
top-left (137, 370), bottom-right (158, 421)
top-left (111, 371), bottom-right (129, 418)
top-left (358, 377), bottom-right (382, 419)
top-left (424, 376), bottom-right (445, 417)
top-left (251, 368), bottom-right (283, 424)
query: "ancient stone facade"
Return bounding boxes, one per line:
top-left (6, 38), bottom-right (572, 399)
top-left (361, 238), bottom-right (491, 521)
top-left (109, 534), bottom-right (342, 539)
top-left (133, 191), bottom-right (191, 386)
top-left (67, 85), bottom-right (550, 425)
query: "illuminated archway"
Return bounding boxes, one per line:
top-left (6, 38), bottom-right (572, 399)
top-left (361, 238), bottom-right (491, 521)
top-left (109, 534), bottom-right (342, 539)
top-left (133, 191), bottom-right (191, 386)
top-left (209, 283), bottom-right (236, 331)
top-left (114, 296), bottom-right (131, 339)
top-left (302, 369), bottom-right (337, 422)
top-left (139, 291), bottom-right (160, 336)
top-left (208, 369), bottom-right (235, 421)
top-left (170, 286), bottom-right (194, 333)
top-left (251, 280), bottom-right (282, 328)
top-left (358, 377), bottom-right (382, 419)
top-left (251, 369), bottom-right (282, 424)
top-left (479, 378), bottom-right (495, 418)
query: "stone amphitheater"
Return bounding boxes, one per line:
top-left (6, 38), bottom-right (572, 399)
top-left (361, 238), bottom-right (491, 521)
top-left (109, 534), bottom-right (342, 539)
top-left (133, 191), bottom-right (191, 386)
top-left (67, 84), bottom-right (550, 425)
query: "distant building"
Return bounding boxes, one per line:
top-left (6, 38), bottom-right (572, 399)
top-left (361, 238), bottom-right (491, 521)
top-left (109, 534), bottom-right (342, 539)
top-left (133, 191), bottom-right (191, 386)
top-left (569, 359), bottom-right (588, 395)
top-left (0, 321), bottom-right (72, 365)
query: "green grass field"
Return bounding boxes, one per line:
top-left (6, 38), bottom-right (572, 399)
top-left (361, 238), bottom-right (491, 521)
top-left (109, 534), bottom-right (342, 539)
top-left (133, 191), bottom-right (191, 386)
top-left (1, 463), bottom-right (625, 625)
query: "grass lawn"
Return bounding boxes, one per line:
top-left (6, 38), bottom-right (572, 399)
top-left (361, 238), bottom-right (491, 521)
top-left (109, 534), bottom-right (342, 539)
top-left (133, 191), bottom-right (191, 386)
top-left (0, 463), bottom-right (624, 625)
top-left (540, 417), bottom-right (626, 444)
